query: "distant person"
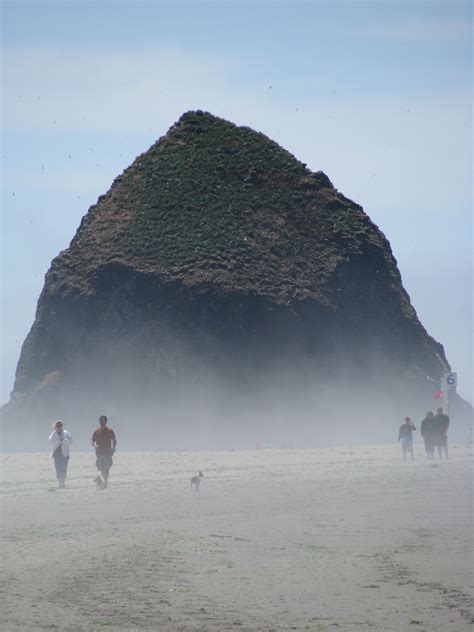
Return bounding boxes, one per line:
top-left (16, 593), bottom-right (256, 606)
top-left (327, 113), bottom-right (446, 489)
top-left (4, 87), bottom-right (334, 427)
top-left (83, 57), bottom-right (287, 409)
top-left (91, 415), bottom-right (117, 489)
top-left (433, 407), bottom-right (450, 459)
top-left (49, 420), bottom-right (72, 488)
top-left (420, 411), bottom-right (436, 459)
top-left (398, 417), bottom-right (416, 461)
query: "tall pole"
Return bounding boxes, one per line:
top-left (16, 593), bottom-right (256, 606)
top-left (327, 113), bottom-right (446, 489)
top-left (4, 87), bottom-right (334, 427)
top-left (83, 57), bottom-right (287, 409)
top-left (442, 371), bottom-right (457, 417)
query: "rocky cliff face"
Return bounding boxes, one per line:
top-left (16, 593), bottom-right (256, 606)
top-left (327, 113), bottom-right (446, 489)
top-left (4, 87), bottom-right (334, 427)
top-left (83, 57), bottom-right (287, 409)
top-left (4, 111), bottom-right (466, 449)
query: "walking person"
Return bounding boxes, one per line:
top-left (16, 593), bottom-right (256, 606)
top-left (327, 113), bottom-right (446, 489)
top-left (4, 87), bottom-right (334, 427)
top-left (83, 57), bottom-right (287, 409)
top-left (49, 420), bottom-right (72, 488)
top-left (398, 417), bottom-right (416, 461)
top-left (420, 411), bottom-right (436, 459)
top-left (91, 415), bottom-right (117, 489)
top-left (433, 407), bottom-right (450, 459)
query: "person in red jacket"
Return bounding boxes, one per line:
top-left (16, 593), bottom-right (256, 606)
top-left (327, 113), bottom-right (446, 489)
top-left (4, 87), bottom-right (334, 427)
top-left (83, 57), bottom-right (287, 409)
top-left (91, 415), bottom-right (117, 489)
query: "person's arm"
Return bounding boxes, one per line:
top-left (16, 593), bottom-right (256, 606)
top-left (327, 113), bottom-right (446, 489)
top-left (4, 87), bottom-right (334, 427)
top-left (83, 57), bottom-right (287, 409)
top-left (398, 427), bottom-right (402, 441)
top-left (111, 430), bottom-right (117, 453)
top-left (49, 431), bottom-right (60, 452)
top-left (91, 430), bottom-right (97, 448)
top-left (63, 431), bottom-right (72, 445)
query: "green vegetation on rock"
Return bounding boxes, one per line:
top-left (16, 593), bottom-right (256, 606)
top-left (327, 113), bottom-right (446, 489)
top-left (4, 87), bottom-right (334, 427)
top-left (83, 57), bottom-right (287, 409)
top-left (59, 110), bottom-right (390, 305)
top-left (117, 111), bottom-right (316, 265)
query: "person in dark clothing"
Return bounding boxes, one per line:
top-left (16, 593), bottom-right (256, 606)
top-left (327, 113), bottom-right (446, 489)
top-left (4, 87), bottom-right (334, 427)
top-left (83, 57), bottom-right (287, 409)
top-left (398, 417), bottom-right (416, 461)
top-left (433, 407), bottom-right (450, 459)
top-left (91, 415), bottom-right (117, 489)
top-left (420, 411), bottom-right (436, 459)
top-left (49, 420), bottom-right (73, 488)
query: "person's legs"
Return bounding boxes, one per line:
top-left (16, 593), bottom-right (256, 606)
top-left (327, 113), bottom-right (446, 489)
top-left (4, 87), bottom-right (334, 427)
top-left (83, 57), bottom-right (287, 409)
top-left (402, 437), bottom-right (412, 460)
top-left (443, 438), bottom-right (449, 460)
top-left (437, 444), bottom-right (443, 459)
top-left (58, 455), bottom-right (67, 487)
top-left (97, 455), bottom-right (112, 488)
top-left (53, 451), bottom-right (63, 486)
top-left (102, 455), bottom-right (113, 487)
top-left (102, 466), bottom-right (110, 488)
top-left (61, 457), bottom-right (69, 486)
top-left (94, 456), bottom-right (104, 488)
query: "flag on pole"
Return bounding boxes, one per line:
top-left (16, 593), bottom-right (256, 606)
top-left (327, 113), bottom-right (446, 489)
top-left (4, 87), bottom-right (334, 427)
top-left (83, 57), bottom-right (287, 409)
top-left (433, 391), bottom-right (443, 400)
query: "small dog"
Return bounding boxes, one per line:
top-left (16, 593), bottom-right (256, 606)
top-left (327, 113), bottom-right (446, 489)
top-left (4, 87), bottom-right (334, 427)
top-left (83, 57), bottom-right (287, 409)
top-left (190, 471), bottom-right (204, 491)
top-left (94, 475), bottom-right (106, 490)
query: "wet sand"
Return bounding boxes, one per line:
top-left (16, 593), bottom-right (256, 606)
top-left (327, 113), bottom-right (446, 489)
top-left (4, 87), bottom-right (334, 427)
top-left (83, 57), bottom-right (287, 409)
top-left (1, 444), bottom-right (473, 631)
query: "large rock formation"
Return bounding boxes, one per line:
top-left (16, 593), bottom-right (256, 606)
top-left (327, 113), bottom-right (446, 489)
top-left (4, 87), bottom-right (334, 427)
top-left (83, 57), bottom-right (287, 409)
top-left (2, 111), bottom-right (469, 449)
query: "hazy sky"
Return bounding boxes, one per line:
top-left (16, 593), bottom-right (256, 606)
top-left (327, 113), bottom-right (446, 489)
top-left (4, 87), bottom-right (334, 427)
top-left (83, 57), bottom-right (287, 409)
top-left (1, 1), bottom-right (472, 404)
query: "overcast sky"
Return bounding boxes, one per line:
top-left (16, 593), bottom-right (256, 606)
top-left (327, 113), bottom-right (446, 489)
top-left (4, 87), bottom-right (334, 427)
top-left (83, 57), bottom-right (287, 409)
top-left (1, 0), bottom-right (472, 404)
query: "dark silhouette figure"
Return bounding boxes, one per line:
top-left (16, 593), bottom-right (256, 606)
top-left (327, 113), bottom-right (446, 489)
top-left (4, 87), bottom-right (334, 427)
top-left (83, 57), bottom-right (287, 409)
top-left (420, 411), bottom-right (436, 459)
top-left (433, 407), bottom-right (450, 459)
top-left (398, 417), bottom-right (416, 461)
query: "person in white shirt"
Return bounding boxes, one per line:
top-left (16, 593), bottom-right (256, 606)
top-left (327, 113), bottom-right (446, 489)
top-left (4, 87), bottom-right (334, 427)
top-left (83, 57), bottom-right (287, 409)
top-left (49, 420), bottom-right (72, 488)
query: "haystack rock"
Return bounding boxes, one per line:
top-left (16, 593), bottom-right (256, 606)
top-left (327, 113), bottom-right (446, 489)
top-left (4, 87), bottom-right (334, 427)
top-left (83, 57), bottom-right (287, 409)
top-left (3, 111), bottom-right (469, 449)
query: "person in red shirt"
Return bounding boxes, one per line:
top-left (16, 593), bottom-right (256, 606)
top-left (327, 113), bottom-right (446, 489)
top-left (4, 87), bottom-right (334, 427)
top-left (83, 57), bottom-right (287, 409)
top-left (91, 415), bottom-right (117, 489)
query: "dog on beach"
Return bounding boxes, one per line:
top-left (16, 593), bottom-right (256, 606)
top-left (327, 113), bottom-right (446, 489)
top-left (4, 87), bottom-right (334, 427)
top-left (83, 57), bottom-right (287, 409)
top-left (190, 471), bottom-right (204, 490)
top-left (94, 475), bottom-right (106, 490)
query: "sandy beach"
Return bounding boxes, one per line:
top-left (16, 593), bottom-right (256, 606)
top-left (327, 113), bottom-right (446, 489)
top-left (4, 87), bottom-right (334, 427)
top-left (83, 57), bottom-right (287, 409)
top-left (1, 444), bottom-right (472, 631)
